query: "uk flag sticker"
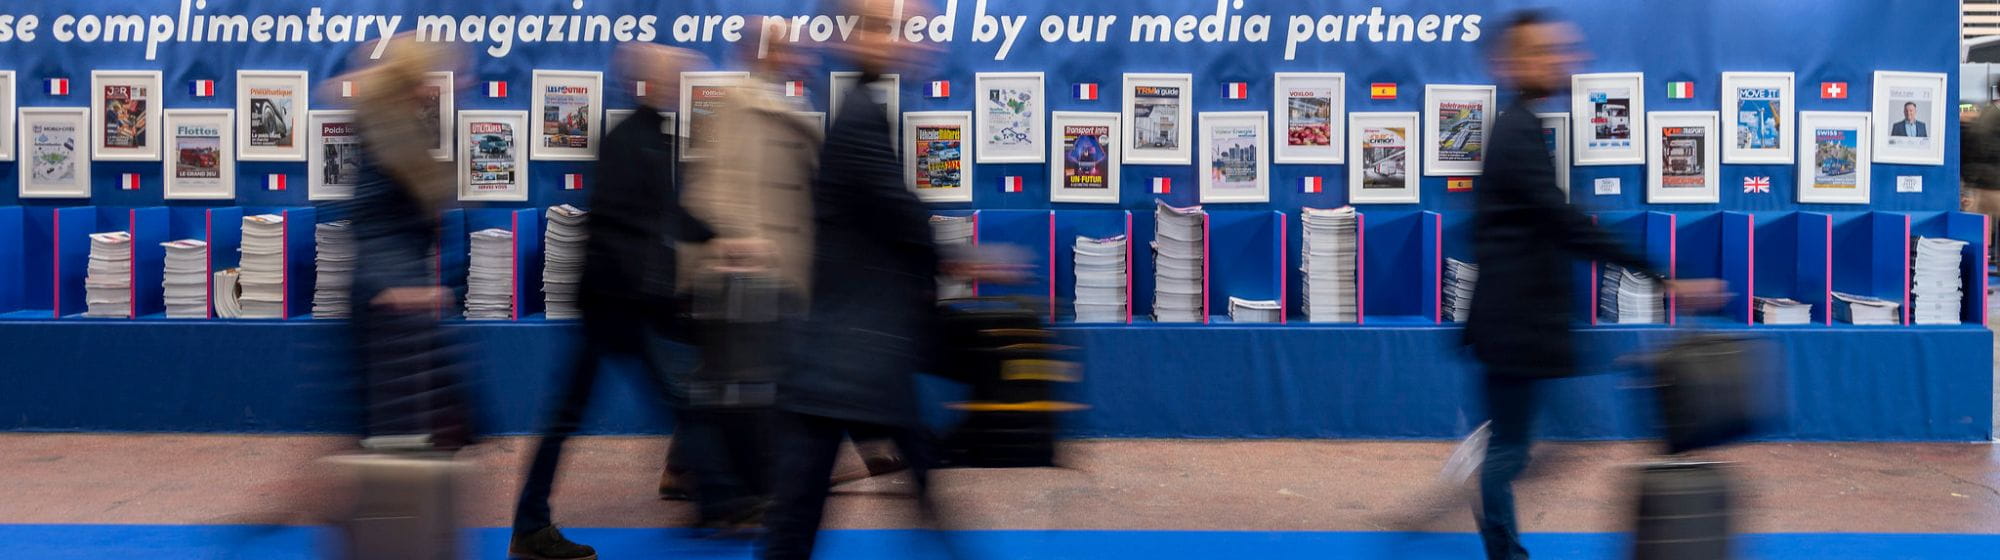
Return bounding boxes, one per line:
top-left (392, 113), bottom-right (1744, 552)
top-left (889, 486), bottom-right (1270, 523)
top-left (1743, 176), bottom-right (1771, 193)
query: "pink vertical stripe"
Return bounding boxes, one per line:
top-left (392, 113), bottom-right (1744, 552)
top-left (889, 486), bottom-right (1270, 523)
top-left (1125, 212), bottom-right (1133, 324)
top-left (128, 210), bottom-right (137, 319)
top-left (1433, 215), bottom-right (1442, 324)
top-left (1823, 217), bottom-right (1832, 325)
top-left (281, 211), bottom-right (290, 318)
top-left (1588, 214), bottom-right (1599, 326)
top-left (1902, 215), bottom-right (1911, 325)
top-left (204, 211), bottom-right (214, 318)
top-left (511, 213), bottom-right (521, 321)
top-left (1201, 214), bottom-right (1210, 324)
top-left (1279, 212), bottom-right (1289, 324)
top-left (1984, 215), bottom-right (1991, 325)
top-left (1356, 211), bottom-right (1366, 324)
top-left (1745, 214), bottom-right (1756, 325)
top-left (1047, 212), bottom-right (1055, 322)
top-left (970, 212), bottom-right (980, 297)
top-left (52, 211), bottom-right (61, 319)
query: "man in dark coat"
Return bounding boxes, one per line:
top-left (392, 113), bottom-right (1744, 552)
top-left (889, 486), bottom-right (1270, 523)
top-left (1466, 12), bottom-right (1722, 560)
top-left (510, 44), bottom-right (728, 560)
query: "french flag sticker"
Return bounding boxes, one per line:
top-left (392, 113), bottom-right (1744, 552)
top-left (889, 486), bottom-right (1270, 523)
top-left (121, 173), bottom-right (142, 191)
top-left (188, 80), bottom-right (215, 97)
top-left (45, 78), bottom-right (69, 96)
top-left (564, 173), bottom-right (584, 190)
top-left (1073, 83), bottom-right (1099, 100)
top-left (1151, 177), bottom-right (1171, 194)
top-left (1301, 176), bottom-right (1322, 193)
top-left (927, 80), bottom-right (950, 98)
top-left (340, 80), bottom-right (356, 98)
top-left (635, 81), bottom-right (648, 97)
top-left (486, 81), bottom-right (508, 98)
top-left (784, 80), bottom-right (806, 97)
top-left (1002, 175), bottom-right (1023, 193)
top-left (1223, 82), bottom-right (1249, 100)
top-left (266, 174), bottom-right (287, 191)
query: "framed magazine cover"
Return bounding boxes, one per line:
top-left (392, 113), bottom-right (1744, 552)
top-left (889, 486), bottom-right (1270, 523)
top-left (1272, 72), bottom-right (1344, 164)
top-left (1347, 112), bottom-right (1420, 204)
top-left (0, 71), bottom-right (13, 161)
top-left (1423, 84), bottom-right (1495, 176)
top-left (162, 109), bottom-right (235, 200)
top-left (974, 72), bottom-right (1045, 163)
top-left (1198, 111), bottom-right (1270, 204)
top-left (1646, 111), bottom-right (1721, 204)
top-left (422, 71), bottom-right (454, 161)
top-left (795, 111), bottom-right (826, 131)
top-left (1570, 72), bottom-right (1645, 165)
top-left (307, 110), bottom-right (361, 201)
top-left (90, 70), bottom-right (163, 161)
top-left (17, 107), bottom-right (92, 199)
top-left (1049, 111), bottom-right (1121, 204)
top-left (236, 70), bottom-right (309, 161)
top-left (678, 71), bottom-right (747, 161)
top-left (1121, 73), bottom-right (1193, 165)
top-left (530, 70), bottom-right (602, 161)
top-left (1872, 70), bottom-right (1947, 165)
top-left (1536, 113), bottom-right (1572, 199)
top-left (902, 111), bottom-right (973, 203)
top-left (830, 72), bottom-right (899, 147)
top-left (1721, 72), bottom-right (1794, 164)
top-left (456, 110), bottom-right (529, 202)
top-left (1796, 111), bottom-right (1872, 204)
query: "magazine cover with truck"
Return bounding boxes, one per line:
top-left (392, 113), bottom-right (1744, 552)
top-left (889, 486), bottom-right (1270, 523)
top-left (1572, 72), bottom-right (1645, 165)
top-left (457, 111), bottom-right (528, 201)
top-left (1647, 111), bottom-right (1720, 203)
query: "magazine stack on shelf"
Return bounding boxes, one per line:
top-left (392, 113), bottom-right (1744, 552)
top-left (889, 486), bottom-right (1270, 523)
top-left (1910, 236), bottom-right (1967, 325)
top-left (312, 221), bottom-right (354, 320)
top-left (465, 228), bottom-right (515, 320)
top-left (161, 239), bottom-right (209, 318)
top-left (1153, 202), bottom-right (1207, 323)
top-left (1226, 297), bottom-right (1281, 323)
top-left (1073, 234), bottom-right (1128, 323)
top-left (1597, 264), bottom-right (1664, 324)
top-left (212, 269), bottom-right (242, 319)
top-left (1300, 207), bottom-right (1358, 323)
top-left (238, 214), bottom-right (287, 319)
top-left (84, 232), bottom-right (134, 318)
top-left (1754, 297), bottom-right (1813, 325)
top-left (931, 215), bottom-right (976, 299)
top-left (1442, 258), bottom-right (1478, 323)
top-left (1832, 291), bottom-right (1900, 325)
top-left (543, 205), bottom-right (589, 320)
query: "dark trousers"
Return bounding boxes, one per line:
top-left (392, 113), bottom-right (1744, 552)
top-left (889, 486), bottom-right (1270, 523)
top-left (512, 318), bottom-right (680, 536)
top-left (760, 411), bottom-right (936, 560)
top-left (1477, 376), bottom-right (1539, 560)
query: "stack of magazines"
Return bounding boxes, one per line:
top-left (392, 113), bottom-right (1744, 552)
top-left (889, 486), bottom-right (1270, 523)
top-left (465, 228), bottom-right (515, 320)
top-left (238, 214), bottom-right (287, 319)
top-left (1910, 236), bottom-right (1967, 325)
top-left (1832, 291), bottom-right (1900, 325)
top-left (83, 231), bottom-right (133, 318)
top-left (1442, 258), bottom-right (1478, 323)
top-left (1152, 201), bottom-right (1206, 323)
top-left (1226, 297), bottom-right (1281, 323)
top-left (543, 205), bottom-right (588, 319)
top-left (312, 221), bottom-right (354, 320)
top-left (1300, 207), bottom-right (1359, 323)
top-left (1073, 234), bottom-right (1128, 323)
top-left (161, 239), bottom-right (209, 318)
top-left (1597, 264), bottom-right (1664, 324)
top-left (212, 269), bottom-right (242, 319)
top-left (1753, 296), bottom-right (1812, 325)
top-left (931, 215), bottom-right (976, 299)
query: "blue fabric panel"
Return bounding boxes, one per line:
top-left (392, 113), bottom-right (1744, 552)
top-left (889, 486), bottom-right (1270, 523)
top-left (1718, 212), bottom-right (1753, 323)
top-left (1830, 211), bottom-right (1883, 300)
top-left (1942, 211), bottom-right (1989, 324)
top-left (206, 206), bottom-right (243, 270)
top-left (1359, 210), bottom-right (1427, 320)
top-left (1419, 211), bottom-right (1442, 323)
top-left (52, 206), bottom-right (97, 317)
top-left (129, 206), bottom-right (168, 317)
top-left (165, 206), bottom-right (207, 244)
top-left (436, 208), bottom-right (468, 319)
top-left (1207, 210), bottom-right (1280, 317)
top-left (1795, 212), bottom-right (1833, 323)
top-left (18, 207), bottom-right (58, 315)
top-left (1051, 209), bottom-right (1130, 322)
top-left (0, 207), bottom-right (22, 312)
top-left (1751, 212), bottom-right (1797, 302)
top-left (512, 207), bottom-right (543, 318)
top-left (279, 207), bottom-right (316, 318)
top-left (973, 209), bottom-right (1053, 302)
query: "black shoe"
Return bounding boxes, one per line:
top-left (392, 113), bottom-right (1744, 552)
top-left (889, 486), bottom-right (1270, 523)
top-left (509, 526), bottom-right (597, 560)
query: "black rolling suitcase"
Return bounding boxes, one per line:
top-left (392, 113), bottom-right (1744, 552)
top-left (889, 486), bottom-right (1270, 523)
top-left (1628, 330), bottom-right (1770, 560)
top-left (1631, 461), bottom-right (1734, 560)
top-left (933, 297), bottom-right (1084, 468)
top-left (681, 272), bottom-right (786, 518)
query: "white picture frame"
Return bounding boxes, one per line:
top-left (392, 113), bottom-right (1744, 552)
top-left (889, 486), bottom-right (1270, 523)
top-left (90, 70), bottom-right (163, 161)
top-left (236, 70), bottom-right (309, 161)
top-left (162, 109), bottom-right (235, 200)
top-left (1646, 111), bottom-right (1721, 204)
top-left (1721, 71), bottom-right (1795, 164)
top-left (901, 111), bottom-right (973, 203)
top-left (456, 110), bottom-right (529, 202)
top-left (795, 111), bottom-right (826, 132)
top-left (1272, 72), bottom-right (1345, 164)
top-left (1121, 73), bottom-right (1194, 165)
top-left (678, 71), bottom-right (747, 161)
top-left (830, 71), bottom-right (899, 147)
top-left (1348, 112), bottom-right (1421, 204)
top-left (1797, 111), bottom-right (1873, 204)
top-left (1872, 70), bottom-right (1947, 165)
top-left (1050, 111), bottom-right (1121, 204)
top-left (1571, 72), bottom-right (1645, 165)
top-left (0, 71), bottom-right (14, 161)
top-left (1198, 111), bottom-right (1270, 204)
top-left (973, 72), bottom-right (1046, 163)
top-left (1536, 113), bottom-right (1573, 199)
top-left (307, 110), bottom-right (361, 201)
top-left (529, 69), bottom-right (603, 161)
top-left (1422, 84), bottom-right (1495, 176)
top-left (17, 107), bottom-right (92, 199)
top-left (422, 71), bottom-right (455, 161)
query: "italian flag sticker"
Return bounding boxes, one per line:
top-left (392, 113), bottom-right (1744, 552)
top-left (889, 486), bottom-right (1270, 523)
top-left (1666, 81), bottom-right (1694, 99)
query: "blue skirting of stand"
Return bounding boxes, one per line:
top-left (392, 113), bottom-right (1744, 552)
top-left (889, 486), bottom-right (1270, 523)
top-left (0, 321), bottom-right (1987, 441)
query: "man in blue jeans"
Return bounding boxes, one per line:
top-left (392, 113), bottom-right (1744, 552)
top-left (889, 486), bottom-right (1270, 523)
top-left (1466, 11), bottom-right (1724, 560)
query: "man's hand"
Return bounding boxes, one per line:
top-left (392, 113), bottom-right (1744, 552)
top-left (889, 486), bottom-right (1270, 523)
top-left (371, 286), bottom-right (448, 313)
top-left (1665, 278), bottom-right (1731, 312)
